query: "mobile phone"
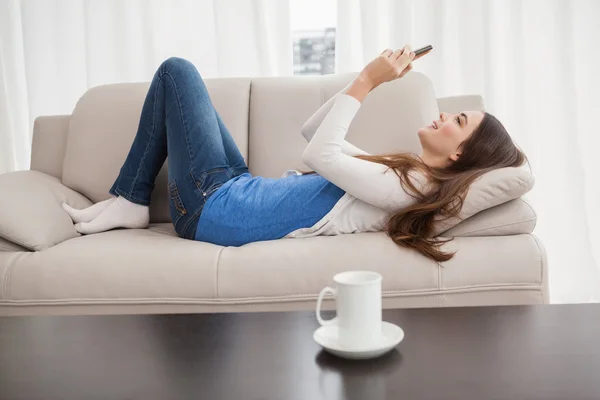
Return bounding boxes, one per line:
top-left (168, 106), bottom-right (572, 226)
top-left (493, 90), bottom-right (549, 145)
top-left (414, 45), bottom-right (433, 56)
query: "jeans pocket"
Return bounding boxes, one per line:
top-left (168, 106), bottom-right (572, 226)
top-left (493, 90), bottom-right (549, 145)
top-left (195, 167), bottom-right (233, 192)
top-left (168, 179), bottom-right (187, 216)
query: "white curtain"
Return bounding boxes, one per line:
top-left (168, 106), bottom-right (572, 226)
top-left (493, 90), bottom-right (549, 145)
top-left (336, 0), bottom-right (600, 303)
top-left (0, 0), bottom-right (292, 173)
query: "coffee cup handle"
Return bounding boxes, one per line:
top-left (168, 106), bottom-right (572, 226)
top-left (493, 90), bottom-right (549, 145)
top-left (316, 286), bottom-right (337, 326)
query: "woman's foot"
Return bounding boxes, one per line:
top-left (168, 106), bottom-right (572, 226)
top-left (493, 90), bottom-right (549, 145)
top-left (74, 196), bottom-right (150, 234)
top-left (62, 198), bottom-right (116, 223)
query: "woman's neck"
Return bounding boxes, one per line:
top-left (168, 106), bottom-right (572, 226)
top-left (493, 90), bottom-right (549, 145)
top-left (419, 151), bottom-right (446, 168)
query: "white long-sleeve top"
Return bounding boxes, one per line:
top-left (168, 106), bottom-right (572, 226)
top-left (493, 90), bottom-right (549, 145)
top-left (283, 88), bottom-right (427, 239)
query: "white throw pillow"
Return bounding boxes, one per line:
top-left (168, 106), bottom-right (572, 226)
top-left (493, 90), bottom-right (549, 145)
top-left (0, 171), bottom-right (92, 251)
top-left (433, 163), bottom-right (535, 236)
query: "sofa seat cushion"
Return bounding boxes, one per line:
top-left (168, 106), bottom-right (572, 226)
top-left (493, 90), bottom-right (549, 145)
top-left (3, 229), bottom-right (220, 304)
top-left (147, 223), bottom-right (178, 237)
top-left (1, 229), bottom-right (545, 308)
top-left (217, 233), bottom-right (545, 303)
top-left (0, 170), bottom-right (92, 251)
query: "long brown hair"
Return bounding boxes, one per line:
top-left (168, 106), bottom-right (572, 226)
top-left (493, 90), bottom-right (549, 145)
top-left (304, 112), bottom-right (527, 262)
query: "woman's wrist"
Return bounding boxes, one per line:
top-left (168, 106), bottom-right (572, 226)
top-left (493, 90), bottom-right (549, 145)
top-left (344, 74), bottom-right (375, 103)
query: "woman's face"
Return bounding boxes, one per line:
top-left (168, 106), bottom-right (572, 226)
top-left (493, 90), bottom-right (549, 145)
top-left (418, 111), bottom-right (485, 164)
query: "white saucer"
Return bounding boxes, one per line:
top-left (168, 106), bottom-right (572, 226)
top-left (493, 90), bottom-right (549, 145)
top-left (313, 321), bottom-right (404, 360)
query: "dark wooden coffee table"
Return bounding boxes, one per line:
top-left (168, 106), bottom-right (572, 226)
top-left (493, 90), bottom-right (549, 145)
top-left (1, 304), bottom-right (599, 400)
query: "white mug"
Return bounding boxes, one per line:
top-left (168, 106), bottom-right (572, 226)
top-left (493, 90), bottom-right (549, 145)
top-left (316, 271), bottom-right (383, 348)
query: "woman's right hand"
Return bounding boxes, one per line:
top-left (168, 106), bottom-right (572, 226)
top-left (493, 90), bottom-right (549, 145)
top-left (358, 45), bottom-right (415, 90)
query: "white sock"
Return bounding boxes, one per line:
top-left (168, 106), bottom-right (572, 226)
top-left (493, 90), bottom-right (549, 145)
top-left (75, 196), bottom-right (150, 234)
top-left (62, 198), bottom-right (116, 224)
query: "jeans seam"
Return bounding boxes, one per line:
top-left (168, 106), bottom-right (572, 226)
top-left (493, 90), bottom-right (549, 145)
top-left (171, 212), bottom-right (183, 228)
top-left (182, 207), bottom-right (203, 239)
top-left (126, 73), bottom-right (162, 199)
top-left (163, 72), bottom-right (195, 175)
top-left (192, 168), bottom-right (230, 192)
top-left (169, 180), bottom-right (187, 216)
top-left (191, 170), bottom-right (204, 192)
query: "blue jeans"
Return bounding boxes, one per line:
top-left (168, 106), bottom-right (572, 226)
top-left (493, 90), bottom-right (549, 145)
top-left (110, 57), bottom-right (249, 239)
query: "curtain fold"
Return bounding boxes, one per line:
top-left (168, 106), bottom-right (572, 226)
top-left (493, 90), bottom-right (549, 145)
top-left (336, 0), bottom-right (600, 303)
top-left (0, 0), bottom-right (292, 173)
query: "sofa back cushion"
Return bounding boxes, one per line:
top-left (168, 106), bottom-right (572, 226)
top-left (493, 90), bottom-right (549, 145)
top-left (248, 71), bottom-right (440, 177)
top-left (56, 71), bottom-right (534, 235)
top-left (62, 79), bottom-right (251, 223)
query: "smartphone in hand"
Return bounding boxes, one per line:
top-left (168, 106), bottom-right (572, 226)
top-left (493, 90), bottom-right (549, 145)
top-left (414, 45), bottom-right (433, 57)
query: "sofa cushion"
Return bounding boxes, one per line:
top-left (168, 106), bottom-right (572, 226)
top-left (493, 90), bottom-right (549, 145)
top-left (147, 223), bottom-right (179, 237)
top-left (31, 115), bottom-right (70, 180)
top-left (433, 164), bottom-right (535, 236)
top-left (248, 71), bottom-right (439, 178)
top-left (217, 233), bottom-right (544, 302)
top-left (0, 237), bottom-right (28, 252)
top-left (4, 229), bottom-right (220, 303)
top-left (443, 198), bottom-right (536, 237)
top-left (62, 79), bottom-right (251, 223)
top-left (0, 171), bottom-right (92, 251)
top-left (437, 95), bottom-right (485, 115)
top-left (1, 230), bottom-right (544, 308)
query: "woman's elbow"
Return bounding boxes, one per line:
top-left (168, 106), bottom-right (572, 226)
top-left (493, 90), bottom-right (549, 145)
top-left (302, 146), bottom-right (325, 170)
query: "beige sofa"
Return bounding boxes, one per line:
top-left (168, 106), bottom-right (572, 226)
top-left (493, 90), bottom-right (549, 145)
top-left (0, 71), bottom-right (548, 316)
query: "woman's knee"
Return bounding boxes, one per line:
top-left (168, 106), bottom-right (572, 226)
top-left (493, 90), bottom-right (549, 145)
top-left (159, 57), bottom-right (199, 77)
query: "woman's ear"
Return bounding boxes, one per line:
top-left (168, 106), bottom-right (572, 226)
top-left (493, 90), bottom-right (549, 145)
top-left (449, 152), bottom-right (461, 162)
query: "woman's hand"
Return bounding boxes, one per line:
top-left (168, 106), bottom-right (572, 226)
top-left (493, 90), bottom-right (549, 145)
top-left (359, 45), bottom-right (415, 90)
top-left (344, 45), bottom-right (415, 103)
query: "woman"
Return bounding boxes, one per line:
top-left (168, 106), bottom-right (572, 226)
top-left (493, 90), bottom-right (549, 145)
top-left (63, 45), bottom-right (526, 262)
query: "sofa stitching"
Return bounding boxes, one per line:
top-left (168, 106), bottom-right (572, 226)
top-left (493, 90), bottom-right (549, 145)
top-left (2, 288), bottom-right (545, 306)
top-left (215, 246), bottom-right (225, 298)
top-left (423, 287), bottom-right (546, 303)
top-left (437, 264), bottom-right (442, 307)
top-left (520, 198), bottom-right (538, 231)
top-left (520, 197), bottom-right (537, 217)
top-left (529, 234), bottom-right (543, 286)
top-left (2, 253), bottom-right (24, 301)
top-left (2, 283), bottom-right (544, 303)
top-left (454, 217), bottom-right (537, 236)
top-left (530, 234), bottom-right (546, 300)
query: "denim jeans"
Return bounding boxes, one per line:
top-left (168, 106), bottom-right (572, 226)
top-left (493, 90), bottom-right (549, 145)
top-left (110, 57), bottom-right (249, 239)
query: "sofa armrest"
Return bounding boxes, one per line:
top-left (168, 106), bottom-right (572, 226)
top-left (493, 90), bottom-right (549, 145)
top-left (0, 170), bottom-right (92, 251)
top-left (31, 115), bottom-right (70, 180)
